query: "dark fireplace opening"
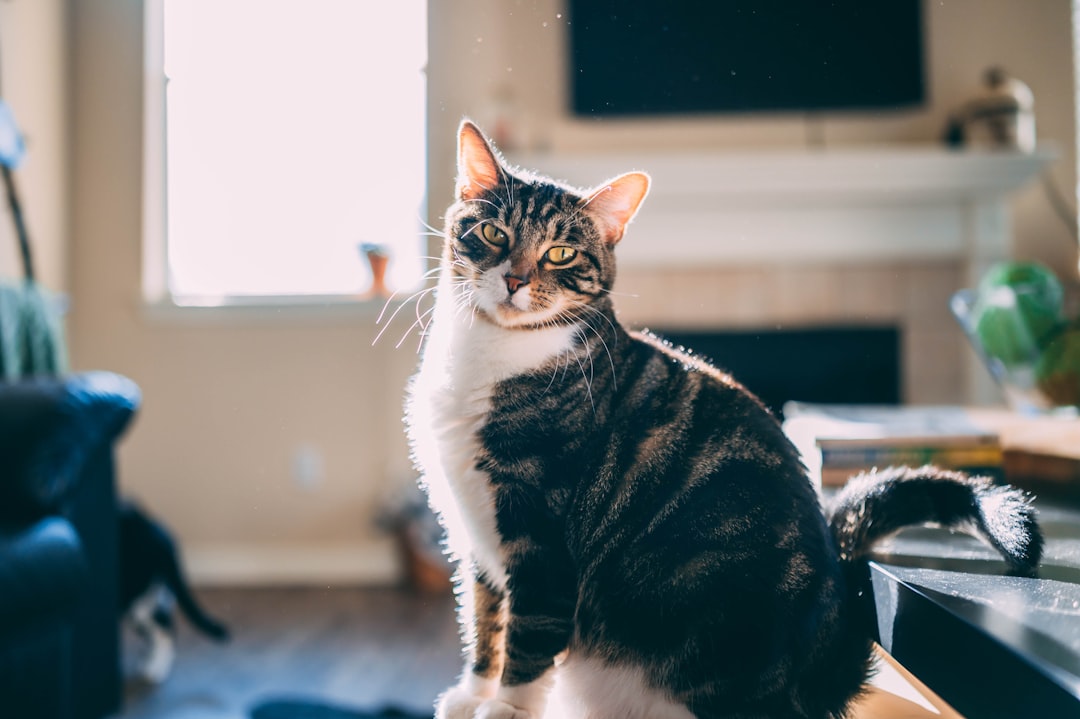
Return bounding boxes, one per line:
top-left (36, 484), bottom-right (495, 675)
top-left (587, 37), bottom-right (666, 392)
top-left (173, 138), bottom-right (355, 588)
top-left (654, 326), bottom-right (902, 419)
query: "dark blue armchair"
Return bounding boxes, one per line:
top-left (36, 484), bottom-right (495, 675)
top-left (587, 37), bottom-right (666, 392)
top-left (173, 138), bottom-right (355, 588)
top-left (0, 371), bottom-right (140, 719)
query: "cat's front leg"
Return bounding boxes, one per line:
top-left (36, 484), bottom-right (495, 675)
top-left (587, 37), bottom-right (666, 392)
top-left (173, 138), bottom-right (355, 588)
top-left (438, 573), bottom-right (508, 719)
top-left (476, 550), bottom-right (575, 719)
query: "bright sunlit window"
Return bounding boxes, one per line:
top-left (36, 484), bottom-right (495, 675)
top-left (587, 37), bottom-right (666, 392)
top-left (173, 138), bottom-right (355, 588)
top-left (145, 0), bottom-right (426, 304)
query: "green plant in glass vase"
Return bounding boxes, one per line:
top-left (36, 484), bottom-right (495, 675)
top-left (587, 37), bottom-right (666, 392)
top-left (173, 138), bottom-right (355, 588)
top-left (953, 261), bottom-right (1080, 414)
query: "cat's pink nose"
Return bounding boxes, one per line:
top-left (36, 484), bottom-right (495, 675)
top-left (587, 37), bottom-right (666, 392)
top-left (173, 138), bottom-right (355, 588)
top-left (505, 274), bottom-right (528, 294)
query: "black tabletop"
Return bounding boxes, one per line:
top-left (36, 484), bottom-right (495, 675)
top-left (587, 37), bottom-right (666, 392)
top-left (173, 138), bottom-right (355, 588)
top-left (869, 502), bottom-right (1080, 719)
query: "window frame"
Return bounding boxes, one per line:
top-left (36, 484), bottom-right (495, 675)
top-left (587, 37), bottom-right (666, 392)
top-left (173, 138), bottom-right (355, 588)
top-left (140, 0), bottom-right (427, 317)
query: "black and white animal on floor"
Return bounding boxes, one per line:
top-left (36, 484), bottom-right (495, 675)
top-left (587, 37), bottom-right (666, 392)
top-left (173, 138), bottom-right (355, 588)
top-left (119, 501), bottom-right (229, 683)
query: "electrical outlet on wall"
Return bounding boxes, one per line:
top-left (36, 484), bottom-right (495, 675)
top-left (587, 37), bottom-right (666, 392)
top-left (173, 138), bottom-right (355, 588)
top-left (291, 443), bottom-right (325, 489)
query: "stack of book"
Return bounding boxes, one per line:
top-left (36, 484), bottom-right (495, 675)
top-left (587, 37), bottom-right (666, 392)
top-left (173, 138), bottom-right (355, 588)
top-left (782, 402), bottom-right (1005, 488)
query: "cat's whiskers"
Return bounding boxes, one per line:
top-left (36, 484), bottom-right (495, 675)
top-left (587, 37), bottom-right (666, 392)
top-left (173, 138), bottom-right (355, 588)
top-left (543, 320), bottom-right (574, 389)
top-left (402, 278), bottom-right (448, 349)
top-left (598, 287), bottom-right (640, 299)
top-left (409, 253), bottom-right (461, 269)
top-left (539, 316), bottom-right (571, 397)
top-left (542, 345), bottom-right (564, 397)
top-left (463, 221), bottom-right (489, 240)
top-left (373, 283), bottom-right (440, 346)
top-left (581, 319), bottom-right (618, 390)
top-left (416, 218), bottom-right (446, 238)
top-left (396, 303), bottom-right (438, 351)
top-left (568, 185), bottom-right (610, 221)
top-left (449, 282), bottom-right (478, 327)
top-left (559, 322), bottom-right (596, 415)
top-left (453, 293), bottom-right (474, 321)
top-left (374, 262), bottom-right (477, 350)
top-left (462, 197), bottom-right (501, 211)
top-left (494, 164), bottom-right (516, 211)
top-left (566, 298), bottom-right (618, 339)
top-left (374, 258), bottom-right (454, 323)
top-left (415, 266), bottom-right (446, 284)
top-left (564, 301), bottom-right (619, 387)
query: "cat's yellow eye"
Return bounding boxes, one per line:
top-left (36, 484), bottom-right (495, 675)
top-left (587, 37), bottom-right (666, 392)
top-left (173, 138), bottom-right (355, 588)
top-left (546, 246), bottom-right (578, 265)
top-left (481, 223), bottom-right (509, 247)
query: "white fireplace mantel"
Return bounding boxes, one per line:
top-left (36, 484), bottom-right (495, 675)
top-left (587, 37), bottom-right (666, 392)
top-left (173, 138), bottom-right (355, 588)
top-left (515, 146), bottom-right (1056, 286)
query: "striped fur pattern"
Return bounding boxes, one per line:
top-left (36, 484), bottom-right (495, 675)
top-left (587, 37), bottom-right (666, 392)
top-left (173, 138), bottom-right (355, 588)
top-left (829, 465), bottom-right (1043, 569)
top-left (405, 121), bottom-right (1043, 719)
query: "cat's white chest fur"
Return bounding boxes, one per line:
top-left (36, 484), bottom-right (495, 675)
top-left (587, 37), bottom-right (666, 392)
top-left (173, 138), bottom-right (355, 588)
top-left (406, 283), bottom-right (578, 588)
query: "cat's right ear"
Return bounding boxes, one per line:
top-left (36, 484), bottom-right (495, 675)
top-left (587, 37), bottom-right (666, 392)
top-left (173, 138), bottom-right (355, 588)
top-left (583, 172), bottom-right (651, 246)
top-left (456, 120), bottom-right (502, 202)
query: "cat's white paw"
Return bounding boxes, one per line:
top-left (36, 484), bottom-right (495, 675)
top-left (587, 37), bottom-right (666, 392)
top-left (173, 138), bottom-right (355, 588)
top-left (136, 635), bottom-right (175, 684)
top-left (475, 699), bottom-right (534, 719)
top-left (436, 685), bottom-right (486, 719)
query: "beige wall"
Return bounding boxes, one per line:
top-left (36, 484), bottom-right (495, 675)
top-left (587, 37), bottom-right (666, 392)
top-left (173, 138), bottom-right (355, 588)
top-left (0, 0), bottom-right (68, 292)
top-left (56, 0), bottom-right (1078, 584)
top-left (68, 0), bottom-right (412, 582)
top-left (428, 0), bottom-right (1079, 277)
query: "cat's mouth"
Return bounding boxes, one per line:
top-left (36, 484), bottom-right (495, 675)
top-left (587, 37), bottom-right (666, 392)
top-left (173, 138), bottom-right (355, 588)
top-left (484, 299), bottom-right (549, 329)
top-left (459, 268), bottom-right (572, 329)
top-left (466, 273), bottom-right (533, 327)
top-left (476, 291), bottom-right (567, 330)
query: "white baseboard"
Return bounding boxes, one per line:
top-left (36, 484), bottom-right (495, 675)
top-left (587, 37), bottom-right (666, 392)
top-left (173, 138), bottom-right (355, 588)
top-left (185, 540), bottom-right (402, 587)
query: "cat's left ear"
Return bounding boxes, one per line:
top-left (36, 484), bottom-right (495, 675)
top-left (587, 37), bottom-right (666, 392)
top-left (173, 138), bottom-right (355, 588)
top-left (582, 172), bottom-right (650, 245)
top-left (456, 120), bottom-right (503, 202)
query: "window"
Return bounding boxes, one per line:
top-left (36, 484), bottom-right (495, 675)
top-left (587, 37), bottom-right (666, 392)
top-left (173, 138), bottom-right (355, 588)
top-left (144, 0), bottom-right (426, 305)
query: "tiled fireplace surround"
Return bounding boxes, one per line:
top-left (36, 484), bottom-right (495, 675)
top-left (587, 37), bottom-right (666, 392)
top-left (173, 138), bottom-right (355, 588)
top-left (521, 147), bottom-right (1053, 406)
top-left (617, 261), bottom-right (960, 405)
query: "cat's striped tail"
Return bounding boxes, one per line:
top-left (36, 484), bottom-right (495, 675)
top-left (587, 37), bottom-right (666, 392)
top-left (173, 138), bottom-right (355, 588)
top-left (826, 465), bottom-right (1043, 574)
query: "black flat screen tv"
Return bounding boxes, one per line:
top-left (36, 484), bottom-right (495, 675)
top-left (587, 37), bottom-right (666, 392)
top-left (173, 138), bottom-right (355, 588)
top-left (568, 1), bottom-right (925, 117)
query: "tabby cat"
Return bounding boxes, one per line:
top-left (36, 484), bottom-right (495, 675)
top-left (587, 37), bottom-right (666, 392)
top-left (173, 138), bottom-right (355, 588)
top-left (404, 121), bottom-right (1043, 719)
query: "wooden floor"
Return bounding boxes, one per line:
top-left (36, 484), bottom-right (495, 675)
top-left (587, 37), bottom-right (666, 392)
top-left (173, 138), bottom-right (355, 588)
top-left (114, 586), bottom-right (461, 719)
top-left (112, 586), bottom-right (960, 719)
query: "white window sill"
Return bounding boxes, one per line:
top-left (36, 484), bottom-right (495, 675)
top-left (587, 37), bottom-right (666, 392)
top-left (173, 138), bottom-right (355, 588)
top-left (139, 294), bottom-right (397, 326)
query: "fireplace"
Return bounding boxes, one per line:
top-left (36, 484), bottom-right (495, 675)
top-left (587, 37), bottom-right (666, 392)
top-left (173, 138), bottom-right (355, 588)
top-left (656, 326), bottom-right (901, 418)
